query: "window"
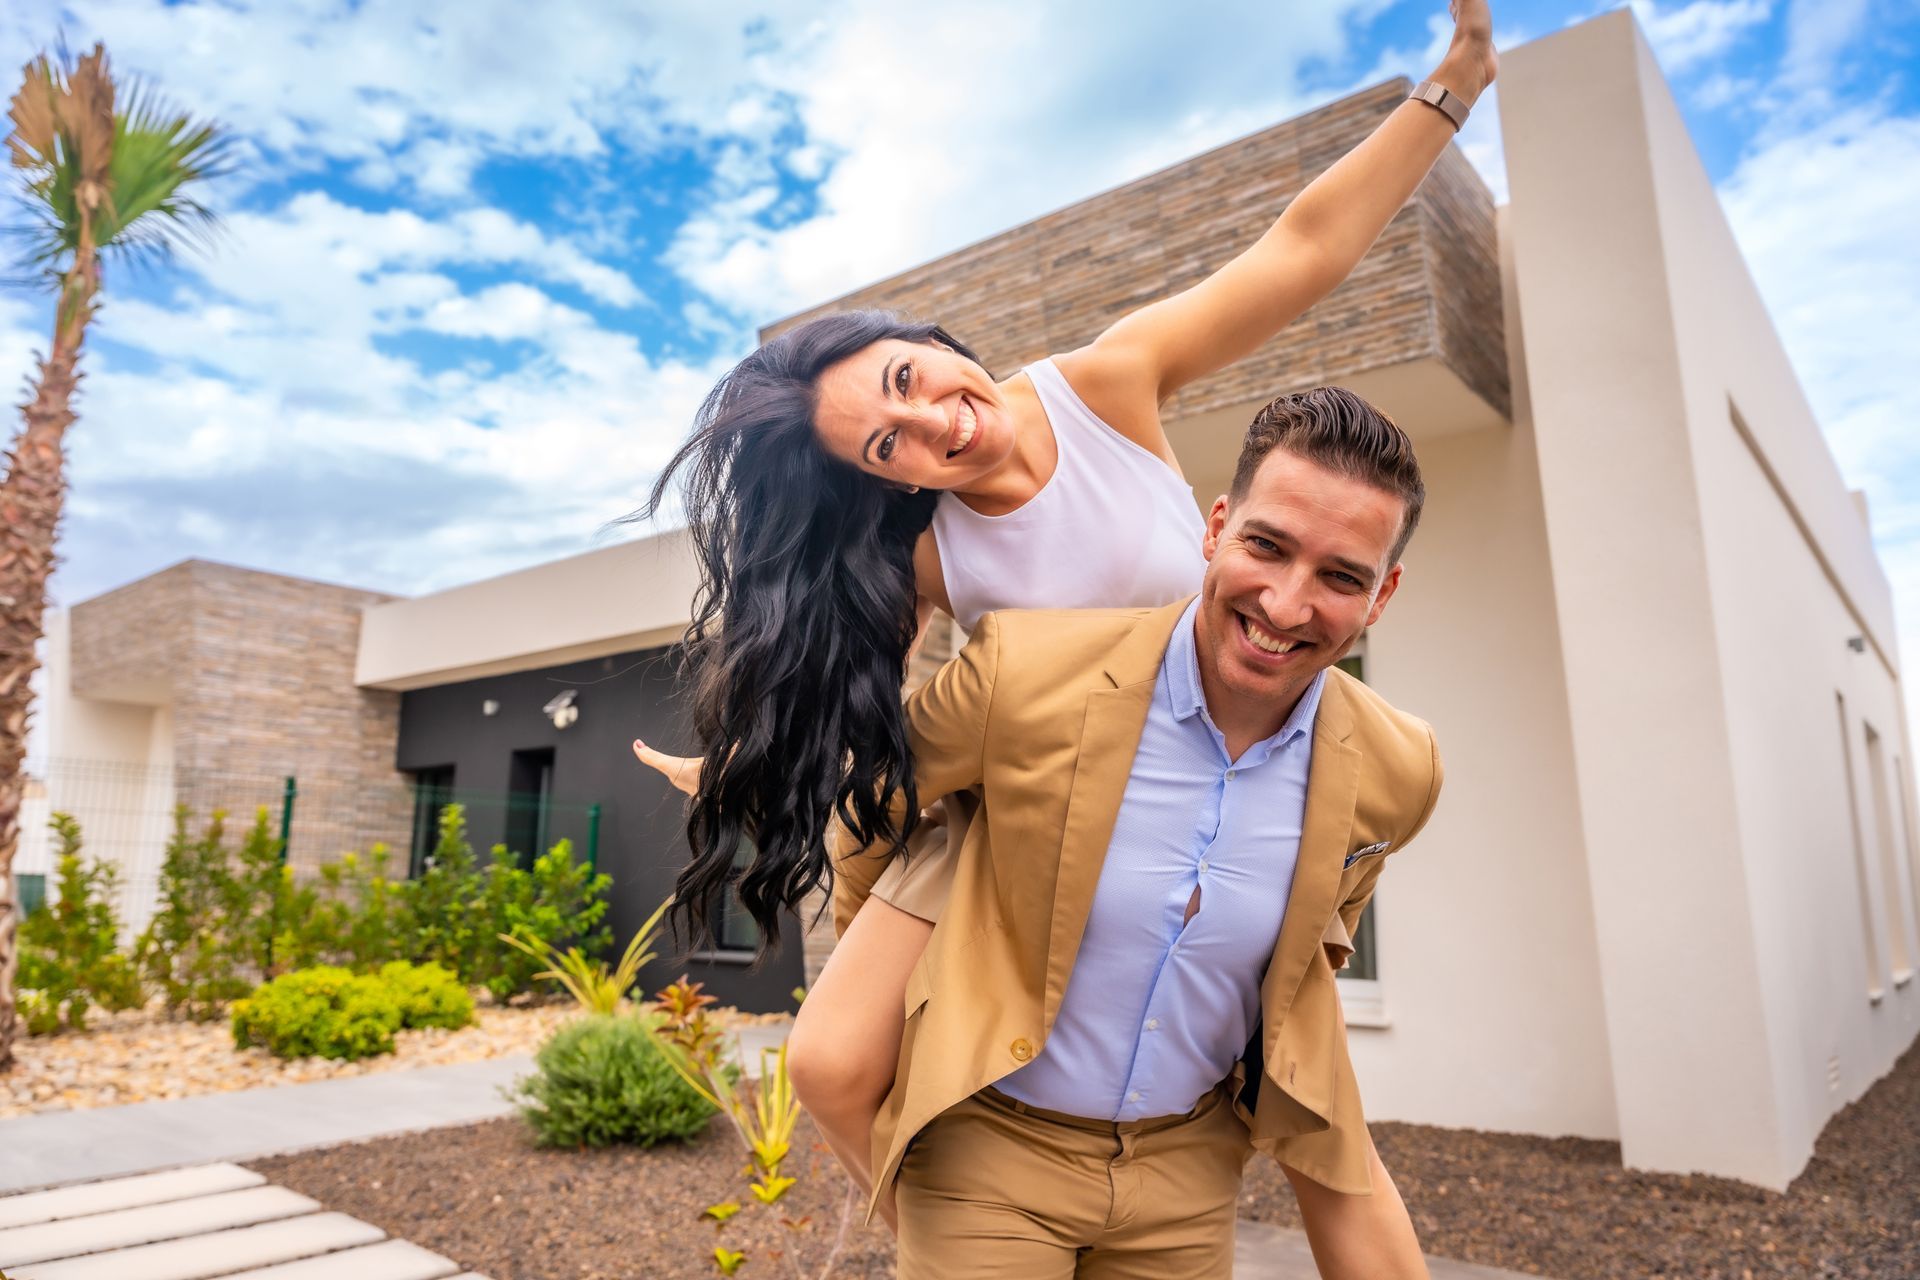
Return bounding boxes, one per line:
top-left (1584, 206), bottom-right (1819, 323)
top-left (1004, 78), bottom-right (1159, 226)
top-left (1332, 647), bottom-right (1381, 992)
top-left (1864, 724), bottom-right (1916, 981)
top-left (1900, 755), bottom-right (1920, 966)
top-left (408, 765), bottom-right (455, 878)
top-left (711, 837), bottom-right (762, 953)
top-left (1836, 695), bottom-right (1884, 997)
top-left (505, 748), bottom-right (556, 866)
top-left (1336, 644), bottom-right (1382, 1013)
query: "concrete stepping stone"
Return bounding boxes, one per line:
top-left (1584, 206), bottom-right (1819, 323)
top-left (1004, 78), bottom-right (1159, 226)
top-left (219, 1238), bottom-right (463, 1279)
top-left (0, 1185), bottom-right (318, 1266)
top-left (0, 1164), bottom-right (266, 1230)
top-left (11, 1211), bottom-right (384, 1280)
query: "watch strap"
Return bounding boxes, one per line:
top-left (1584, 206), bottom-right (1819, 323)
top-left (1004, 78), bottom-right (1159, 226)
top-left (1409, 79), bottom-right (1470, 132)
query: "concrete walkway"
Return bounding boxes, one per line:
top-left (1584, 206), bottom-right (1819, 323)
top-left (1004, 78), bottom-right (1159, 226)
top-left (1234, 1219), bottom-right (1547, 1279)
top-left (0, 1025), bottom-right (1549, 1278)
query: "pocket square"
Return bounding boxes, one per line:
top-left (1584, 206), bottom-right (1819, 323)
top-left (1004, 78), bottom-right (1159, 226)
top-left (1343, 841), bottom-right (1391, 869)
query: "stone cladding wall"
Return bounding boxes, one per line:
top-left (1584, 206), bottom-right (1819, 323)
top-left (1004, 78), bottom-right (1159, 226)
top-left (69, 560), bottom-right (410, 875)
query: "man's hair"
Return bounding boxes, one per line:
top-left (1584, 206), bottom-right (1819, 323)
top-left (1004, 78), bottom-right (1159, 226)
top-left (1229, 386), bottom-right (1426, 565)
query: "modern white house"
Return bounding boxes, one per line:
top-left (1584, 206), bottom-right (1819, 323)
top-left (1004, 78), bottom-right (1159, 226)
top-left (36, 10), bottom-right (1919, 1192)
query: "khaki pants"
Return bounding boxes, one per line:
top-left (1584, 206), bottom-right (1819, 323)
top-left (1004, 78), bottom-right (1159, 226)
top-left (895, 1082), bottom-right (1252, 1278)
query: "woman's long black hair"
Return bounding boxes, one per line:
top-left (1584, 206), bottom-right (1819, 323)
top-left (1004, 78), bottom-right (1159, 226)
top-left (644, 310), bottom-right (985, 955)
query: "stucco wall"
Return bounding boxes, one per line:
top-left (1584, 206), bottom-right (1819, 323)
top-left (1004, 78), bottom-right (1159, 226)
top-left (1502, 10), bottom-right (1920, 1187)
top-left (1345, 205), bottom-right (1615, 1141)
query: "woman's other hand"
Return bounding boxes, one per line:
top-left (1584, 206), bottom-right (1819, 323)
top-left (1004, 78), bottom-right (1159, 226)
top-left (633, 737), bottom-right (703, 796)
top-left (1442, 0), bottom-right (1498, 102)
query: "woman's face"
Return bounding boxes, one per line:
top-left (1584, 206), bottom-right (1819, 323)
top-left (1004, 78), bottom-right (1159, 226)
top-left (812, 338), bottom-right (1015, 491)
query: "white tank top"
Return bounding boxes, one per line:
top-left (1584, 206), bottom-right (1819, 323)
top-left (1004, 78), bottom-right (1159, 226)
top-left (931, 357), bottom-right (1209, 632)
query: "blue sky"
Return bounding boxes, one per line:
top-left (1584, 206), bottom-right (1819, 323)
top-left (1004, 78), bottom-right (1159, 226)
top-left (3, 0), bottom-right (1917, 722)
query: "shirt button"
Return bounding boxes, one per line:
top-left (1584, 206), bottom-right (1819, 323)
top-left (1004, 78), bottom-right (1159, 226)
top-left (1010, 1038), bottom-right (1034, 1062)
top-left (1198, 859), bottom-right (1209, 873)
top-left (1226, 769), bottom-right (1236, 780)
top-left (1146, 1018), bottom-right (1160, 1030)
top-left (1127, 1091), bottom-right (1142, 1102)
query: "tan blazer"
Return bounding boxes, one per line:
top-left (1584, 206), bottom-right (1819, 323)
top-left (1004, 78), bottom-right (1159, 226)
top-left (833, 598), bottom-right (1442, 1212)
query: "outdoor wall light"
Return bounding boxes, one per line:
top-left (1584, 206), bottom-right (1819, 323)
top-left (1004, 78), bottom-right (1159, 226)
top-left (482, 699), bottom-right (500, 716)
top-left (1847, 636), bottom-right (1866, 654)
top-left (543, 689), bottom-right (580, 729)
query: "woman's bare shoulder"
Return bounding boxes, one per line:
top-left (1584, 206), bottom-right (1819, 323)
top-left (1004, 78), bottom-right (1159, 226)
top-left (1049, 346), bottom-right (1184, 475)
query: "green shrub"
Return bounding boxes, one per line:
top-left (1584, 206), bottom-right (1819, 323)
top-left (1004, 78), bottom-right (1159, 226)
top-left (472, 837), bottom-right (613, 1001)
top-left (514, 1014), bottom-right (717, 1148)
top-left (231, 966), bottom-right (403, 1060)
top-left (317, 846), bottom-right (405, 969)
top-left (137, 809), bottom-right (250, 1019)
top-left (404, 805), bottom-right (486, 977)
top-left (19, 814), bottom-right (145, 1034)
top-left (377, 960), bottom-right (473, 1031)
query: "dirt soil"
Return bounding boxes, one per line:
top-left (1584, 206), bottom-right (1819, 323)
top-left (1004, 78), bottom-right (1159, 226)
top-left (250, 1040), bottom-right (1920, 1279)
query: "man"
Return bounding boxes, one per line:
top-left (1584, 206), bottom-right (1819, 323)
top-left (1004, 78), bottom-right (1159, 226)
top-left (834, 388), bottom-right (1443, 1278)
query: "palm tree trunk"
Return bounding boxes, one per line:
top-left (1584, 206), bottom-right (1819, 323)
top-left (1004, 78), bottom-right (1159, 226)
top-left (0, 320), bottom-right (84, 1071)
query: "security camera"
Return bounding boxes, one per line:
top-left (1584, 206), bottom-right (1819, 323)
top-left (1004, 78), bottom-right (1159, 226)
top-left (543, 689), bottom-right (580, 729)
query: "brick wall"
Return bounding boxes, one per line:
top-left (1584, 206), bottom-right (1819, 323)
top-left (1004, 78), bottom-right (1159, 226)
top-left (70, 560), bottom-right (411, 874)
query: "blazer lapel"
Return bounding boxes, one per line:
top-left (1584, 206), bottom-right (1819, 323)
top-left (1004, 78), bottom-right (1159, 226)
top-left (1258, 675), bottom-right (1360, 1044)
top-left (1040, 598), bottom-right (1191, 1030)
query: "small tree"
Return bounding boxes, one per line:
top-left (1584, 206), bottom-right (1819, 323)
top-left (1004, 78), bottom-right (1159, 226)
top-left (18, 812), bottom-right (142, 1032)
top-left (136, 807), bottom-right (248, 1019)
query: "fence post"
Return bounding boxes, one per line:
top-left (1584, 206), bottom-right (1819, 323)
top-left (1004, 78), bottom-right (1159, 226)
top-left (587, 803), bottom-right (602, 876)
top-left (278, 776), bottom-right (297, 866)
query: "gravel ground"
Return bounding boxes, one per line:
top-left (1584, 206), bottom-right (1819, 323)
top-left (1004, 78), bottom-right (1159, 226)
top-left (3, 1000), bottom-right (789, 1118)
top-left (251, 1039), bottom-right (1920, 1280)
top-left (1238, 1039), bottom-right (1920, 1279)
top-left (251, 1112), bottom-right (895, 1280)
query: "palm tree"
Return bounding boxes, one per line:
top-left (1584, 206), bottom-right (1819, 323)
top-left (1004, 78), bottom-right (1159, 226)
top-left (0, 43), bottom-right (227, 1069)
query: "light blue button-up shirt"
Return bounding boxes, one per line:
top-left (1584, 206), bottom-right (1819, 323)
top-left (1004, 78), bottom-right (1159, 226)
top-left (997, 599), bottom-right (1325, 1121)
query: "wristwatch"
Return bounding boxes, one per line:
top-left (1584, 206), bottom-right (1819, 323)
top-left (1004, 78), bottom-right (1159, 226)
top-left (1409, 80), bottom-right (1470, 132)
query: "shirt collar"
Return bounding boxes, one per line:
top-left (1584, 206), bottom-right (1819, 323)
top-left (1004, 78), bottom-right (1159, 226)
top-left (1166, 597), bottom-right (1327, 754)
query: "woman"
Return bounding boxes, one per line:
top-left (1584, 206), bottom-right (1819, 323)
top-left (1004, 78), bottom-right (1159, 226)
top-left (638, 4), bottom-right (1494, 1268)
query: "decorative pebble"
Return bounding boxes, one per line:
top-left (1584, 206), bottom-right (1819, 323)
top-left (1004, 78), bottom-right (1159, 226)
top-left (3, 999), bottom-right (792, 1118)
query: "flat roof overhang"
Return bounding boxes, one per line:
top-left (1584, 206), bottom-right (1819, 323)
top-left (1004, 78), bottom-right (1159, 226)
top-left (355, 530), bottom-right (700, 691)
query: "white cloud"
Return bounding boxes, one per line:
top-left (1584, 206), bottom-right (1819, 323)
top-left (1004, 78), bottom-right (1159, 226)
top-left (663, 0), bottom-right (1420, 320)
top-left (1720, 107), bottom-right (1920, 732)
top-left (1629, 0), bottom-right (1772, 73)
top-left (1781, 0), bottom-right (1873, 90)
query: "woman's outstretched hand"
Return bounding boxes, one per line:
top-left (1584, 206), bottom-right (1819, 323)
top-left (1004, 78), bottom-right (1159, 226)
top-left (633, 737), bottom-right (703, 796)
top-left (1443, 0), bottom-right (1499, 101)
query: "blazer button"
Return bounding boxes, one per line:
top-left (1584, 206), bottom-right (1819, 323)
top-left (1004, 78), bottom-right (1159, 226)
top-left (1010, 1038), bottom-right (1034, 1062)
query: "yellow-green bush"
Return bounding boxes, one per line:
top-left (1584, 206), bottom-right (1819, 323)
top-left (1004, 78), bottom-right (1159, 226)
top-left (377, 960), bottom-right (473, 1031)
top-left (231, 960), bottom-right (475, 1060)
top-left (232, 966), bottom-right (402, 1060)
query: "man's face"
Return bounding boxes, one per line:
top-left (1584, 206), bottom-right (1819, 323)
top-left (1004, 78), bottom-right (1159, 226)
top-left (1195, 448), bottom-right (1407, 717)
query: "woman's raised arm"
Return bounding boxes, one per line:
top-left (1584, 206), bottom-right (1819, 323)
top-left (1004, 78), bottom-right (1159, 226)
top-left (1076, 1), bottom-right (1497, 412)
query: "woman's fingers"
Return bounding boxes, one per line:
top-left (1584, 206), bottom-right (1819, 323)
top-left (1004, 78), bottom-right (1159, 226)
top-left (632, 738), bottom-right (704, 796)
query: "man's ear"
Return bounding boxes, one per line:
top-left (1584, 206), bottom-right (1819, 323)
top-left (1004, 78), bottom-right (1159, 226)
top-left (1365, 562), bottom-right (1404, 628)
top-left (1203, 495), bottom-right (1230, 560)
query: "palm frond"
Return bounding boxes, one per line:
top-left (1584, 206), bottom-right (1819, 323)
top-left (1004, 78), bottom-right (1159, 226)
top-left (5, 44), bottom-right (229, 282)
